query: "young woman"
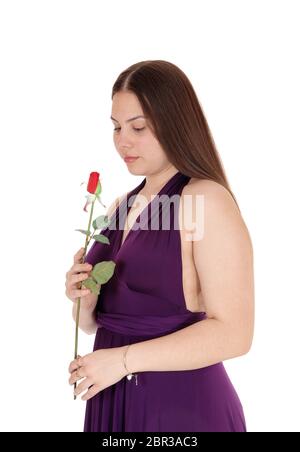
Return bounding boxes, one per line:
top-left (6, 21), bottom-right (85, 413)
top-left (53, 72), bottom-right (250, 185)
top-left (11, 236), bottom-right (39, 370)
top-left (65, 60), bottom-right (254, 432)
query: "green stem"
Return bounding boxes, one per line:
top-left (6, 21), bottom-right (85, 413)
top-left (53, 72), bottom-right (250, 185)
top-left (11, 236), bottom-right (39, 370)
top-left (86, 228), bottom-right (96, 248)
top-left (73, 196), bottom-right (96, 400)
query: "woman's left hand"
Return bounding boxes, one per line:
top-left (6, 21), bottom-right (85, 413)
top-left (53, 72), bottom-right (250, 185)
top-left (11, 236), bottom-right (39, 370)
top-left (68, 346), bottom-right (128, 401)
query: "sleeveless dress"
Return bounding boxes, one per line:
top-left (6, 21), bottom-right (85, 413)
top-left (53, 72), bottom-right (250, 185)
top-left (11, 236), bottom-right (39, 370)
top-left (83, 170), bottom-right (247, 432)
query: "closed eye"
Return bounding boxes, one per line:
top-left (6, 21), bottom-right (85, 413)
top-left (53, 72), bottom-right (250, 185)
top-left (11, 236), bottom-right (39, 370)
top-left (113, 127), bottom-right (145, 132)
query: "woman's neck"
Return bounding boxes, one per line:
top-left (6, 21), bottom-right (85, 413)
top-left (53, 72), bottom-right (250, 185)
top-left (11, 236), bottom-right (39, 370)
top-left (142, 166), bottom-right (179, 197)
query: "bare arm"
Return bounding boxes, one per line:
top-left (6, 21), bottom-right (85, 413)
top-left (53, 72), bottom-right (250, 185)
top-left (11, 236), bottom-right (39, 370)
top-left (125, 180), bottom-right (255, 373)
top-left (72, 294), bottom-right (98, 335)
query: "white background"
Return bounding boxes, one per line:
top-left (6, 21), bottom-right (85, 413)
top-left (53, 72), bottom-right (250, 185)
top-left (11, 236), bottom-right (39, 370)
top-left (0, 0), bottom-right (299, 432)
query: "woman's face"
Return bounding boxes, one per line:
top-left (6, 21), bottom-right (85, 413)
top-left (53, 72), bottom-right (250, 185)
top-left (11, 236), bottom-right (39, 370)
top-left (111, 91), bottom-right (172, 176)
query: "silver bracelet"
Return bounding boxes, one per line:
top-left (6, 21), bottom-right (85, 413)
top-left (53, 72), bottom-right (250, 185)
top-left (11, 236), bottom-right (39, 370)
top-left (123, 344), bottom-right (138, 385)
top-left (123, 344), bottom-right (132, 376)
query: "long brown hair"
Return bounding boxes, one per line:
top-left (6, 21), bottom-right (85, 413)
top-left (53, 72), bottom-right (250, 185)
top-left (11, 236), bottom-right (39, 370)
top-left (112, 60), bottom-right (240, 211)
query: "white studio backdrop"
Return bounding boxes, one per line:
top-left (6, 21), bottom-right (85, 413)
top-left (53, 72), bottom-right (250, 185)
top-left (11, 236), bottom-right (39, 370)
top-left (0, 0), bottom-right (299, 432)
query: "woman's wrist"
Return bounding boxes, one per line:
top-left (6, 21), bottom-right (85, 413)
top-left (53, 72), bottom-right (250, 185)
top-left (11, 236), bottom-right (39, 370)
top-left (122, 344), bottom-right (138, 384)
top-left (123, 344), bottom-right (132, 374)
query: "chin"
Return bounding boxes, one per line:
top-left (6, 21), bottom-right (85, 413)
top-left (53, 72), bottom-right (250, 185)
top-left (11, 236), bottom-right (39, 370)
top-left (124, 161), bottom-right (145, 176)
top-left (127, 168), bottom-right (144, 176)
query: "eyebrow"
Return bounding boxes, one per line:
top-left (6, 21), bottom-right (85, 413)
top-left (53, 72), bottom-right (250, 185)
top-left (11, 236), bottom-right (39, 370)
top-left (110, 115), bottom-right (145, 123)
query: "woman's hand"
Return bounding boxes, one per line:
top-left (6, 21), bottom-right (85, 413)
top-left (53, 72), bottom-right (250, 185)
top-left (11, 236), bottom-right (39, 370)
top-left (65, 247), bottom-right (98, 310)
top-left (68, 346), bottom-right (128, 401)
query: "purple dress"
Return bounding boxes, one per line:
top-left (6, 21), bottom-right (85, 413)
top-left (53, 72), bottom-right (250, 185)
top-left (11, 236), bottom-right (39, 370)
top-left (83, 171), bottom-right (246, 432)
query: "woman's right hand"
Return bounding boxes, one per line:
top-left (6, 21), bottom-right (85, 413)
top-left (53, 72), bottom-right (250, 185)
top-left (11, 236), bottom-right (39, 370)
top-left (65, 247), bottom-right (98, 310)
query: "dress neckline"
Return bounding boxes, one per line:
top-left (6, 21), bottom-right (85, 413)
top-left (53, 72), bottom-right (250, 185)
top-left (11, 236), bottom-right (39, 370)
top-left (117, 170), bottom-right (183, 252)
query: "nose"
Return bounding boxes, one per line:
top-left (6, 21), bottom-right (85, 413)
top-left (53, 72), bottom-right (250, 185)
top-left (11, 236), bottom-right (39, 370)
top-left (115, 130), bottom-right (134, 150)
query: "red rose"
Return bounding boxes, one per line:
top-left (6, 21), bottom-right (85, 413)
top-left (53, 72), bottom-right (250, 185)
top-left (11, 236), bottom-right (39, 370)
top-left (87, 172), bottom-right (100, 194)
top-left (72, 170), bottom-right (115, 399)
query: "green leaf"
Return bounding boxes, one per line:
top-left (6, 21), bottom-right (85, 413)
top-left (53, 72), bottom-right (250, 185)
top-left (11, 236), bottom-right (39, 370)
top-left (92, 215), bottom-right (110, 230)
top-left (93, 234), bottom-right (110, 245)
top-left (82, 277), bottom-right (101, 296)
top-left (74, 229), bottom-right (91, 236)
top-left (92, 261), bottom-right (116, 285)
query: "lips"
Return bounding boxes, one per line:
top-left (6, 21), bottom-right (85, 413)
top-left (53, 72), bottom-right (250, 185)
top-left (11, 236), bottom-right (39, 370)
top-left (124, 156), bottom-right (139, 162)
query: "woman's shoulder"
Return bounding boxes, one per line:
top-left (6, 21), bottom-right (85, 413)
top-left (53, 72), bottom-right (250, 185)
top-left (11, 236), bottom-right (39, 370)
top-left (184, 177), bottom-right (238, 212)
top-left (186, 177), bottom-right (229, 194)
top-left (185, 178), bottom-right (252, 252)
